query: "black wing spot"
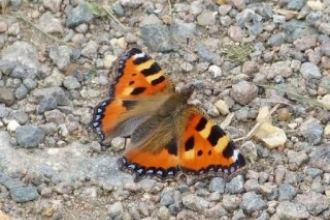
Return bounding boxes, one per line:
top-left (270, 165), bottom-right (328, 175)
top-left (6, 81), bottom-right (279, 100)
top-left (223, 141), bottom-right (235, 158)
top-left (151, 76), bottom-right (165, 86)
top-left (197, 150), bottom-right (203, 156)
top-left (208, 125), bottom-right (226, 146)
top-left (131, 87), bottom-right (146, 95)
top-left (196, 117), bottom-right (207, 132)
top-left (133, 55), bottom-right (150, 65)
top-left (185, 136), bottom-right (194, 151)
top-left (237, 153), bottom-right (246, 166)
top-left (165, 138), bottom-right (178, 156)
top-left (141, 63), bottom-right (161, 76)
top-left (129, 81), bottom-right (134, 85)
top-left (132, 73), bottom-right (137, 76)
top-left (208, 150), bottom-right (212, 155)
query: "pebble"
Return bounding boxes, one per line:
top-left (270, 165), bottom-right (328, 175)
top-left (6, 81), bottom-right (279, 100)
top-left (48, 46), bottom-right (72, 71)
top-left (15, 84), bottom-right (28, 100)
top-left (300, 62), bottom-right (322, 80)
top-left (15, 125), bottom-right (45, 148)
top-left (2, 41), bottom-right (39, 72)
top-left (38, 12), bottom-right (64, 34)
top-left (276, 201), bottom-right (309, 219)
top-left (63, 76), bottom-right (81, 90)
top-left (208, 177), bottom-right (225, 193)
top-left (32, 87), bottom-right (71, 106)
top-left (108, 201), bottom-right (123, 218)
top-left (157, 206), bottom-right (170, 220)
top-left (37, 95), bottom-right (58, 114)
top-left (230, 81), bottom-right (258, 105)
top-left (222, 194), bottom-right (241, 211)
top-left (0, 211), bottom-right (10, 220)
top-left (278, 183), bottom-right (298, 201)
top-left (140, 14), bottom-right (162, 26)
top-left (141, 25), bottom-right (172, 52)
top-left (214, 100), bottom-right (229, 115)
top-left (228, 25), bottom-right (244, 42)
top-left (7, 120), bottom-right (20, 132)
top-left (299, 118), bottom-right (323, 144)
top-left (44, 109), bottom-right (65, 124)
top-left (287, 150), bottom-right (308, 167)
top-left (240, 192), bottom-right (267, 214)
top-left (197, 10), bottom-right (216, 26)
top-left (296, 192), bottom-right (329, 216)
top-left (226, 175), bottom-right (244, 194)
top-left (66, 4), bottom-right (94, 28)
top-left (0, 87), bottom-right (16, 106)
top-left (81, 40), bottom-right (98, 59)
top-left (309, 143), bottom-right (330, 172)
top-left (208, 65), bottom-right (222, 79)
top-left (182, 194), bottom-right (210, 212)
top-left (10, 186), bottom-right (39, 203)
top-left (42, 0), bottom-right (61, 13)
top-left (268, 32), bottom-right (285, 46)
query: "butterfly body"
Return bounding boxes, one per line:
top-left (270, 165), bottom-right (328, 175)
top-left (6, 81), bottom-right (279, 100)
top-left (91, 48), bottom-right (246, 181)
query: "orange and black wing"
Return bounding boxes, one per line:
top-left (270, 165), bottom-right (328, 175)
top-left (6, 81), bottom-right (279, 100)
top-left (91, 48), bottom-right (174, 140)
top-left (178, 106), bottom-right (246, 178)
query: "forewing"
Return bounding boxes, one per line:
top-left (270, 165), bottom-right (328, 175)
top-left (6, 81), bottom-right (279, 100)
top-left (91, 48), bottom-right (174, 140)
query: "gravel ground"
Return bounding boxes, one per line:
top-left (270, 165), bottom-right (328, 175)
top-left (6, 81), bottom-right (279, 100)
top-left (0, 0), bottom-right (330, 219)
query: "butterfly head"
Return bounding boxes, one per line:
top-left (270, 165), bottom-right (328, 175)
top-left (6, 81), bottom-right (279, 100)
top-left (178, 83), bottom-right (196, 100)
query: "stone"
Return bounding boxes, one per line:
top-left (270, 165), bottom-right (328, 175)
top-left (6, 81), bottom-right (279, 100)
top-left (0, 87), bottom-right (15, 106)
top-left (197, 10), bottom-right (216, 26)
top-left (240, 192), bottom-right (267, 214)
top-left (209, 177), bottom-right (225, 193)
top-left (1, 41), bottom-right (39, 72)
top-left (276, 201), bottom-right (309, 219)
top-left (230, 81), bottom-right (258, 105)
top-left (300, 62), bottom-right (322, 80)
top-left (299, 118), bottom-right (323, 144)
top-left (63, 76), bottom-right (81, 90)
top-left (182, 194), bottom-right (210, 212)
top-left (10, 186), bottom-right (39, 203)
top-left (278, 183), bottom-right (298, 201)
top-left (214, 100), bottom-right (229, 115)
top-left (226, 175), bottom-right (244, 194)
top-left (309, 143), bottom-right (330, 172)
top-left (43, 0), bottom-right (61, 13)
top-left (141, 25), bottom-right (172, 52)
top-left (38, 12), bottom-right (64, 34)
top-left (16, 125), bottom-right (45, 148)
top-left (81, 40), bottom-right (98, 59)
top-left (66, 4), bottom-right (94, 28)
top-left (15, 84), bottom-right (28, 100)
top-left (37, 95), bottom-right (58, 114)
top-left (222, 195), bottom-right (241, 211)
top-left (253, 106), bottom-right (287, 148)
top-left (108, 201), bottom-right (123, 218)
top-left (48, 46), bottom-right (72, 71)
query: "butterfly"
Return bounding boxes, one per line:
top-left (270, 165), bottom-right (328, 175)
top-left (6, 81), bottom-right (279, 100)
top-left (91, 48), bottom-right (246, 181)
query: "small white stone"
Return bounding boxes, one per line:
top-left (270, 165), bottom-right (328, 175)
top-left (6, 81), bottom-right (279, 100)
top-left (103, 54), bottom-right (118, 69)
top-left (208, 65), bottom-right (222, 78)
top-left (214, 100), bottom-right (229, 115)
top-left (324, 125), bottom-right (330, 138)
top-left (58, 124), bottom-right (69, 137)
top-left (7, 120), bottom-right (20, 132)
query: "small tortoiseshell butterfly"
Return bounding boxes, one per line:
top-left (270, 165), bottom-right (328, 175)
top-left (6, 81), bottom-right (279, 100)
top-left (91, 48), bottom-right (246, 181)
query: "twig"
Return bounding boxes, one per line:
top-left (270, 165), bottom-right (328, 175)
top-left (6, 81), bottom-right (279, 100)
top-left (233, 104), bottom-right (281, 142)
top-left (257, 83), bottom-right (330, 111)
top-left (12, 12), bottom-right (73, 47)
top-left (101, 6), bottom-right (127, 31)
